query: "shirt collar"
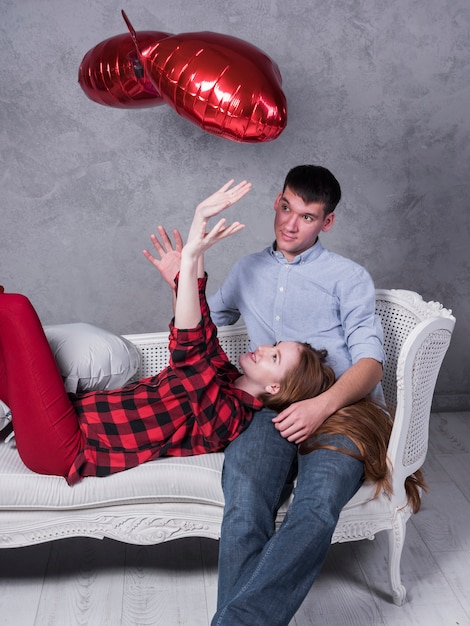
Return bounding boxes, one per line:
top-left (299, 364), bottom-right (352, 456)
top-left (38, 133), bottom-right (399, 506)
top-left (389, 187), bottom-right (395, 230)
top-left (269, 237), bottom-right (324, 264)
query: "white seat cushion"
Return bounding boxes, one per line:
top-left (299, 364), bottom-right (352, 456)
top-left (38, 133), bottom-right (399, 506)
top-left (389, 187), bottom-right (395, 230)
top-left (0, 444), bottom-right (225, 510)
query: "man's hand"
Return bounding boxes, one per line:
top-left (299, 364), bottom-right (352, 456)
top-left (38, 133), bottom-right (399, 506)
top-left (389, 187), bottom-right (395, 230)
top-left (273, 358), bottom-right (383, 444)
top-left (143, 226), bottom-right (183, 289)
top-left (272, 396), bottom-right (330, 443)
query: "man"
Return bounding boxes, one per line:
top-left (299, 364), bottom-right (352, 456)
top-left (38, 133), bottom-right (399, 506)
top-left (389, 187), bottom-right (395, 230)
top-left (207, 165), bottom-right (385, 625)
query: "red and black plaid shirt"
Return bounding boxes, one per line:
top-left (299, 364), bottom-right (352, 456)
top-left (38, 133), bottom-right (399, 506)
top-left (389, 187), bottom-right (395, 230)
top-left (67, 275), bottom-right (261, 485)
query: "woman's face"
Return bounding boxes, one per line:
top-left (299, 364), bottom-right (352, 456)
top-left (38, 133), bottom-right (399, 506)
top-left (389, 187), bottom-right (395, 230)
top-left (239, 341), bottom-right (302, 395)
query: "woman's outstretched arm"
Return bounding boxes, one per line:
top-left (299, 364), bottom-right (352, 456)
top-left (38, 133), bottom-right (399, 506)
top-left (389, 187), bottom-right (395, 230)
top-left (144, 180), bottom-right (251, 329)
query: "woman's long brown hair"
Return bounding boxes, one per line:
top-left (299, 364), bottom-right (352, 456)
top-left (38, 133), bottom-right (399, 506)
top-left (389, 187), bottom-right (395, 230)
top-left (261, 343), bottom-right (426, 513)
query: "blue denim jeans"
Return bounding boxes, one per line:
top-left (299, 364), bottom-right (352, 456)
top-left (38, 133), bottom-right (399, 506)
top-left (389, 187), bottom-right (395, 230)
top-left (211, 408), bottom-right (364, 626)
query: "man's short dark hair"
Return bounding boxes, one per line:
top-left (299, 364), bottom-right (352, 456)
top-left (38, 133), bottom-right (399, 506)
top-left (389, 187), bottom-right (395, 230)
top-left (283, 165), bottom-right (341, 216)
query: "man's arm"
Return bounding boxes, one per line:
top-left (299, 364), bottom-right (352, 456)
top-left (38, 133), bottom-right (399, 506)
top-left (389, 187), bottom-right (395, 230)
top-left (272, 357), bottom-right (383, 443)
top-left (207, 270), bottom-right (243, 327)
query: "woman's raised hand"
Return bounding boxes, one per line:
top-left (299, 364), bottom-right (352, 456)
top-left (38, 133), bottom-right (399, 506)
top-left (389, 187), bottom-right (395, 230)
top-left (143, 226), bottom-right (183, 289)
top-left (143, 180), bottom-right (251, 285)
top-left (195, 179), bottom-right (252, 219)
top-left (174, 180), bottom-right (251, 329)
top-left (185, 180), bottom-right (252, 255)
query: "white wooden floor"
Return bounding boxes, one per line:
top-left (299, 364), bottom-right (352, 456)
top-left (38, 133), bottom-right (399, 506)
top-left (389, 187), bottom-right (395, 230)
top-left (1, 411), bottom-right (469, 626)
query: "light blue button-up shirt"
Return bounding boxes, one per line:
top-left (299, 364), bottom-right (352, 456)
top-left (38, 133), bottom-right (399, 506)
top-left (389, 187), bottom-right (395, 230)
top-left (208, 238), bottom-right (385, 379)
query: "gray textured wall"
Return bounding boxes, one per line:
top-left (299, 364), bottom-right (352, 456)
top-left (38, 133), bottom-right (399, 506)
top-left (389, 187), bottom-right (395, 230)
top-left (1, 0), bottom-right (469, 409)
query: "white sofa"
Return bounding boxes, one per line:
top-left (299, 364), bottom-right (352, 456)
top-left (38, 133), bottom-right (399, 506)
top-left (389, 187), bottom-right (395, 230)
top-left (0, 289), bottom-right (455, 605)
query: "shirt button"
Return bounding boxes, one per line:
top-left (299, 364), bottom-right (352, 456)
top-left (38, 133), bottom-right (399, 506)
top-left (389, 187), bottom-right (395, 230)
top-left (275, 315), bottom-right (280, 321)
top-left (279, 287), bottom-right (284, 292)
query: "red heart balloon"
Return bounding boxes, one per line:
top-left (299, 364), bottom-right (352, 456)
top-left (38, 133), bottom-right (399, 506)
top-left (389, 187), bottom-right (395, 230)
top-left (78, 30), bottom-right (172, 108)
top-left (78, 11), bottom-right (288, 142)
top-left (141, 31), bottom-right (287, 142)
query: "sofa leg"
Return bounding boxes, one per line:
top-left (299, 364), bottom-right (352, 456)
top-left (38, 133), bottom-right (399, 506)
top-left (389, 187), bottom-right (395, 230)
top-left (388, 512), bottom-right (407, 606)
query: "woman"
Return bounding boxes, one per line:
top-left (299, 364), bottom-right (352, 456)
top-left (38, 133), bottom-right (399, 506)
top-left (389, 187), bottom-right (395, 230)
top-left (0, 181), bottom-right (328, 486)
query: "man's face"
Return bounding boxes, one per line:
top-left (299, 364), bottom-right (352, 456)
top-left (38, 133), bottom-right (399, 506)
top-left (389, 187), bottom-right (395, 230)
top-left (273, 186), bottom-right (335, 261)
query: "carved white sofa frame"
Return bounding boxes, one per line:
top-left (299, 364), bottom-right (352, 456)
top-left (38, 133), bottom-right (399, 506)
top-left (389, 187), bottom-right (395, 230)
top-left (0, 289), bottom-right (455, 606)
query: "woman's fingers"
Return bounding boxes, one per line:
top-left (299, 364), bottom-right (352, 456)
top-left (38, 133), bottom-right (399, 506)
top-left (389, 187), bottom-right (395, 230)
top-left (197, 180), bottom-right (252, 217)
top-left (205, 218), bottom-right (245, 244)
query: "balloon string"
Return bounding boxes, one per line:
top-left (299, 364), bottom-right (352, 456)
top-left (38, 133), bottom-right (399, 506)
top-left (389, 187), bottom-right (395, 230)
top-left (121, 10), bottom-right (141, 55)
